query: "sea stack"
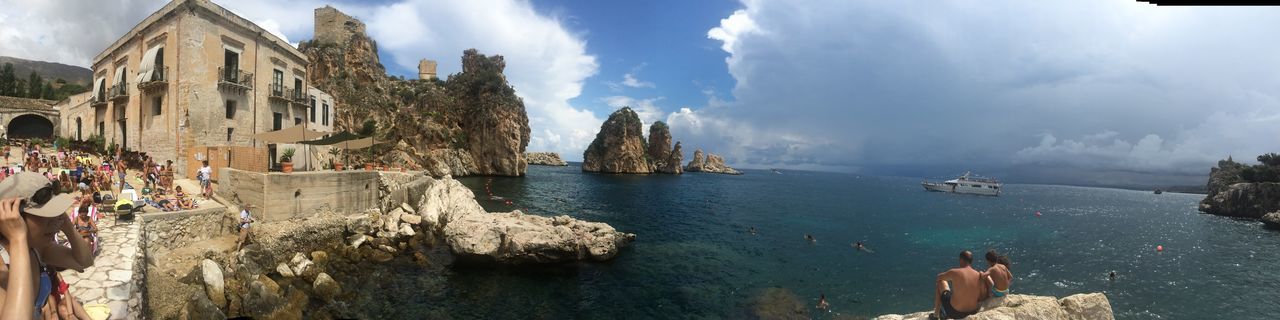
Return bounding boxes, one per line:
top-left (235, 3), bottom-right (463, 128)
top-left (582, 107), bottom-right (652, 173)
top-left (686, 149), bottom-right (742, 175)
top-left (525, 152), bottom-right (568, 166)
top-left (647, 122), bottom-right (683, 174)
top-left (1199, 155), bottom-right (1280, 222)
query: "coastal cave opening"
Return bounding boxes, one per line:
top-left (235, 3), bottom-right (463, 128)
top-left (6, 114), bottom-right (54, 139)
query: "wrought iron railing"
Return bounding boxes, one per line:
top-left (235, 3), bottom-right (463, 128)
top-left (218, 66), bottom-right (253, 89)
top-left (109, 82), bottom-right (129, 98)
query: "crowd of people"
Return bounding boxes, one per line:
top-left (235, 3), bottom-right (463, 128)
top-left (0, 139), bottom-right (218, 318)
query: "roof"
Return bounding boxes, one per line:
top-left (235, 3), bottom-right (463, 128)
top-left (0, 96), bottom-right (57, 112)
top-left (92, 0), bottom-right (307, 67)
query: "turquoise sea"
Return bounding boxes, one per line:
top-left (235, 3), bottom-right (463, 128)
top-left (336, 164), bottom-right (1280, 319)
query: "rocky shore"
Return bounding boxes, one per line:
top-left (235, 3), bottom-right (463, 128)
top-left (158, 173), bottom-right (633, 318)
top-left (686, 149), bottom-right (742, 175)
top-left (873, 293), bottom-right (1114, 320)
top-left (525, 152), bottom-right (568, 166)
top-left (1198, 157), bottom-right (1280, 229)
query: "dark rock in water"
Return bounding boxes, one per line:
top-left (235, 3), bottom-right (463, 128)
top-left (751, 287), bottom-right (809, 320)
top-left (686, 149), bottom-right (742, 175)
top-left (185, 292), bottom-right (226, 320)
top-left (241, 280), bottom-right (287, 318)
top-left (1199, 158), bottom-right (1280, 219)
top-left (1263, 212), bottom-right (1280, 230)
top-left (583, 107), bottom-right (652, 173)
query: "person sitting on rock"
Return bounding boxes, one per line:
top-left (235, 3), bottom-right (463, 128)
top-left (980, 249), bottom-right (1012, 300)
top-left (933, 250), bottom-right (982, 319)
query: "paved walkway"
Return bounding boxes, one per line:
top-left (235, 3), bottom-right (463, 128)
top-left (61, 215), bottom-right (144, 319)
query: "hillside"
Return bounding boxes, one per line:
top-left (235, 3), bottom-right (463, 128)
top-left (0, 56), bottom-right (92, 85)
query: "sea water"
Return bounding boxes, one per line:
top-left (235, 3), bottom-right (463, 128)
top-left (338, 165), bottom-right (1280, 319)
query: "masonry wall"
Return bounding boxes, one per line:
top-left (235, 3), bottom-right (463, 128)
top-left (140, 207), bottom-right (236, 254)
top-left (218, 168), bottom-right (379, 222)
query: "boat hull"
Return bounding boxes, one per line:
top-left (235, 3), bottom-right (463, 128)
top-left (921, 181), bottom-right (1000, 196)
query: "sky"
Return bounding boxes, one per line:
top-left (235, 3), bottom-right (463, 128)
top-left (3, 0), bottom-right (1280, 186)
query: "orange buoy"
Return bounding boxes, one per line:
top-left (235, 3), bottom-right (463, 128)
top-left (1035, 211), bottom-right (1042, 217)
top-left (1157, 245), bottom-right (1164, 252)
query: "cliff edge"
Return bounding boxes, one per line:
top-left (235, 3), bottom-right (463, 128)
top-left (1199, 155), bottom-right (1280, 223)
top-left (874, 293), bottom-right (1114, 320)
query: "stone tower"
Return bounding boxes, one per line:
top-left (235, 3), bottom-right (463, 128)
top-left (314, 6), bottom-right (365, 45)
top-left (418, 59), bottom-right (438, 80)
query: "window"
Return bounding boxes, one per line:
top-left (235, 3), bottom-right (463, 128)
top-left (98, 122), bottom-right (104, 137)
top-left (310, 97), bottom-right (316, 122)
top-left (272, 112), bottom-right (283, 131)
top-left (226, 128), bottom-right (233, 141)
top-left (272, 70), bottom-right (284, 93)
top-left (152, 95), bottom-right (163, 116)
top-left (322, 103), bottom-right (329, 125)
top-left (225, 100), bottom-right (236, 119)
top-left (224, 49), bottom-right (239, 78)
top-left (294, 78), bottom-right (303, 96)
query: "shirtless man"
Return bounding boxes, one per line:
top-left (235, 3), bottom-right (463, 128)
top-left (981, 250), bottom-right (1012, 300)
top-left (934, 250), bottom-right (982, 319)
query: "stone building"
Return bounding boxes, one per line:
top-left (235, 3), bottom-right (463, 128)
top-left (0, 96), bottom-right (60, 139)
top-left (418, 59), bottom-right (437, 80)
top-left (66, 0), bottom-right (336, 175)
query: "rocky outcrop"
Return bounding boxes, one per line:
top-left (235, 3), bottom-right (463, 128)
top-left (415, 177), bottom-right (636, 263)
top-left (302, 7), bottom-right (529, 177)
top-left (1199, 158), bottom-right (1280, 219)
top-left (647, 122), bottom-right (683, 174)
top-left (1263, 211), bottom-right (1280, 229)
top-left (686, 149), bottom-right (742, 175)
top-left (873, 293), bottom-right (1114, 320)
top-left (525, 152), bottom-right (568, 166)
top-left (582, 107), bottom-right (652, 174)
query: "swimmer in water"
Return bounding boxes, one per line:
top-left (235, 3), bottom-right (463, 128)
top-left (817, 293), bottom-right (830, 311)
top-left (1109, 271), bottom-right (1116, 281)
top-left (805, 234), bottom-right (816, 243)
top-left (749, 227), bottom-right (758, 236)
top-left (850, 241), bottom-right (874, 253)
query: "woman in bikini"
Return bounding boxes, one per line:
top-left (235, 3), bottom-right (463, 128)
top-left (980, 249), bottom-right (1012, 300)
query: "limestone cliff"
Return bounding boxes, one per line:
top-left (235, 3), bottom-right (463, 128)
top-left (647, 122), bottom-right (683, 174)
top-left (300, 8), bottom-right (528, 176)
top-left (686, 149), bottom-right (742, 175)
top-left (525, 152), bottom-right (568, 166)
top-left (582, 107), bottom-right (652, 173)
top-left (874, 293), bottom-right (1114, 320)
top-left (1199, 157), bottom-right (1280, 220)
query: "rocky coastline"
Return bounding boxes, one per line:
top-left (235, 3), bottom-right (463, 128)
top-left (1198, 156), bottom-right (1280, 229)
top-left (159, 173), bottom-right (634, 318)
top-left (686, 149), bottom-right (742, 175)
top-left (525, 152), bottom-right (568, 166)
top-left (873, 293), bottom-right (1114, 320)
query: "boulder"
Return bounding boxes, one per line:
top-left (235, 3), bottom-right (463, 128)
top-left (200, 259), bottom-right (226, 309)
top-left (400, 223), bottom-right (417, 236)
top-left (313, 272), bottom-right (342, 301)
top-left (1264, 211), bottom-right (1280, 229)
top-left (872, 293), bottom-right (1114, 320)
top-left (400, 212), bottom-right (422, 225)
top-left (400, 202), bottom-right (415, 214)
top-left (416, 178), bottom-right (487, 230)
top-left (185, 292), bottom-right (227, 320)
top-left (275, 263), bottom-right (295, 278)
top-left (750, 287), bottom-right (808, 320)
top-left (525, 152), bottom-right (568, 166)
top-left (346, 234), bottom-right (368, 248)
top-left (310, 251), bottom-right (330, 265)
top-left (442, 211), bottom-right (636, 264)
top-left (582, 107), bottom-right (652, 174)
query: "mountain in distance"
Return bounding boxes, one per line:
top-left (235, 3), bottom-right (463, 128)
top-left (0, 56), bottom-right (92, 86)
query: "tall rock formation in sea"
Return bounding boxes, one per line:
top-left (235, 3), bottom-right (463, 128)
top-left (646, 122), bottom-right (683, 174)
top-left (686, 149), bottom-right (742, 175)
top-left (582, 107), bottom-right (652, 173)
top-left (300, 6), bottom-right (528, 176)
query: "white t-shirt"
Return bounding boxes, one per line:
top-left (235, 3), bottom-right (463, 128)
top-left (198, 166), bottom-right (212, 181)
top-left (240, 209), bottom-right (252, 227)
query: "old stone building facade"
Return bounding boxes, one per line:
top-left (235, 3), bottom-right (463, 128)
top-left (64, 0), bottom-right (335, 175)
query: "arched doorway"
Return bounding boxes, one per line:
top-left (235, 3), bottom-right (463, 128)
top-left (7, 114), bottom-right (54, 139)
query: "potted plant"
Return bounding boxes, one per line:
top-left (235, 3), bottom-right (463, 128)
top-left (281, 148), bottom-right (296, 173)
top-left (328, 148), bottom-right (343, 171)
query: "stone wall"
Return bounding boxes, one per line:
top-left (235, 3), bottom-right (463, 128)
top-left (140, 207), bottom-right (236, 254)
top-left (377, 171), bottom-right (434, 213)
top-left (219, 168), bottom-right (379, 221)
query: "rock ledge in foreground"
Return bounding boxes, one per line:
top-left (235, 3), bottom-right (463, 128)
top-left (873, 293), bottom-right (1113, 320)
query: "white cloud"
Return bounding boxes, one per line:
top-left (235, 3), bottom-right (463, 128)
top-left (688, 0), bottom-right (1280, 180)
top-left (620, 73), bottom-right (654, 88)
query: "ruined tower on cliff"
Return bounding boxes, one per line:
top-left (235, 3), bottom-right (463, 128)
top-left (418, 59), bottom-right (438, 80)
top-left (314, 6), bottom-right (365, 45)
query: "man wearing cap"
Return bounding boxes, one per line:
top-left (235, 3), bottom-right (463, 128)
top-left (0, 172), bottom-right (95, 272)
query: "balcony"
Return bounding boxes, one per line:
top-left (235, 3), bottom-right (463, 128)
top-left (108, 82), bottom-right (129, 101)
top-left (290, 89), bottom-right (309, 106)
top-left (91, 91), bottom-right (108, 108)
top-left (218, 66), bottom-right (253, 94)
top-left (268, 83), bottom-right (292, 104)
top-left (138, 66), bottom-right (168, 93)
